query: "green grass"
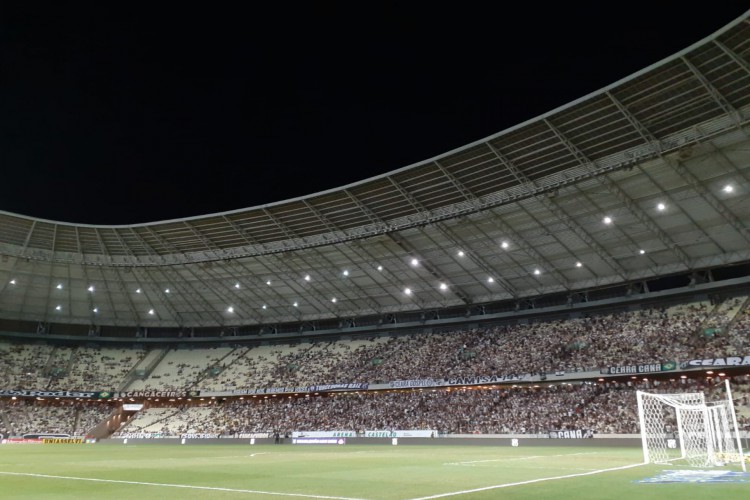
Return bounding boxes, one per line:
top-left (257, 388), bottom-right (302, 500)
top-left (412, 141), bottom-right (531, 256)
top-left (0, 443), bottom-right (747, 499)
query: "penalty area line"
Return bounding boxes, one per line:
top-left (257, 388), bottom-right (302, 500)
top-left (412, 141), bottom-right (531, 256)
top-left (0, 471), bottom-right (368, 500)
top-left (445, 451), bottom-right (600, 466)
top-left (406, 462), bottom-right (646, 500)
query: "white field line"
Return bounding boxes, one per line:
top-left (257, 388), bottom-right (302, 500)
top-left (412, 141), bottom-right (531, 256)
top-left (0, 471), bottom-right (368, 500)
top-left (407, 462), bottom-right (645, 500)
top-left (153, 455), bottom-right (264, 460)
top-left (451, 464), bottom-right (600, 472)
top-left (444, 451), bottom-right (600, 466)
top-left (522, 466), bottom-right (600, 472)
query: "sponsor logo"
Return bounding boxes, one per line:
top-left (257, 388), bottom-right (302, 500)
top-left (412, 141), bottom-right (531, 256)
top-left (0, 390), bottom-right (96, 398)
top-left (292, 431), bottom-right (355, 438)
top-left (116, 433), bottom-right (162, 439)
top-left (365, 431), bottom-right (396, 438)
top-left (42, 438), bottom-right (85, 444)
top-left (636, 470), bottom-right (750, 483)
top-left (2, 438), bottom-right (43, 444)
top-left (292, 438), bottom-right (346, 445)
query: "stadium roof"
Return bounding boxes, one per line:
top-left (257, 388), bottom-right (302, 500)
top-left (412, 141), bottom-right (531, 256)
top-left (1, 10), bottom-right (750, 329)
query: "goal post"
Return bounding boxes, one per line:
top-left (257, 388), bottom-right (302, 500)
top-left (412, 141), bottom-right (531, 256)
top-left (723, 379), bottom-right (747, 472)
top-left (636, 380), bottom-right (746, 471)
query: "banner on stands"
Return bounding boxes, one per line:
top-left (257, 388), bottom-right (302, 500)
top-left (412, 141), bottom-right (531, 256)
top-left (292, 437), bottom-right (346, 445)
top-left (110, 390), bottom-right (200, 399)
top-left (364, 430), bottom-right (437, 438)
top-left (235, 432), bottom-right (269, 439)
top-left (600, 361), bottom-right (676, 375)
top-left (307, 383), bottom-right (369, 392)
top-left (680, 355), bottom-right (750, 368)
top-left (0, 389), bottom-right (98, 399)
top-left (389, 374), bottom-right (526, 389)
top-left (230, 386), bottom-right (308, 395)
top-left (548, 429), bottom-right (593, 439)
top-left (292, 431), bottom-right (355, 438)
top-left (115, 433), bottom-right (163, 439)
top-left (1, 438), bottom-right (42, 444)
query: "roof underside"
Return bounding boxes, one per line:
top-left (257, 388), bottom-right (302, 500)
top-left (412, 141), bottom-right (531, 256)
top-left (1, 12), bottom-right (750, 328)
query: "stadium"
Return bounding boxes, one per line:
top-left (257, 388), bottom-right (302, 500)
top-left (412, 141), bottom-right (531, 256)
top-left (1, 7), bottom-right (750, 500)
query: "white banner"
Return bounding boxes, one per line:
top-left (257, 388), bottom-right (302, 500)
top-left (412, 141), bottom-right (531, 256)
top-left (236, 432), bottom-right (269, 439)
top-left (291, 430), bottom-right (437, 438)
top-left (292, 431), bottom-right (355, 438)
top-left (114, 432), bottom-right (163, 439)
top-left (365, 430), bottom-right (437, 438)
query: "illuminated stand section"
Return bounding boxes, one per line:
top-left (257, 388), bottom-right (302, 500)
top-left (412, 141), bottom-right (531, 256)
top-left (636, 380), bottom-right (746, 471)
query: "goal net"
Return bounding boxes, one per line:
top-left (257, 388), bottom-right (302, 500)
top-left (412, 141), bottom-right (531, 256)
top-left (636, 381), bottom-right (746, 471)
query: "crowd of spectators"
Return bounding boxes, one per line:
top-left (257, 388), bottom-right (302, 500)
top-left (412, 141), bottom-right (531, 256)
top-left (0, 342), bottom-right (146, 392)
top-left (0, 294), bottom-right (749, 438)
top-left (125, 346), bottom-right (236, 393)
top-left (198, 298), bottom-right (750, 391)
top-left (0, 399), bottom-right (115, 437)
top-left (111, 374), bottom-right (749, 437)
top-left (0, 297), bottom-right (748, 393)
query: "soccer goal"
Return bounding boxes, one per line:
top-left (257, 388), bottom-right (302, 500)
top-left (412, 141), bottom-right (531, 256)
top-left (636, 380), bottom-right (746, 471)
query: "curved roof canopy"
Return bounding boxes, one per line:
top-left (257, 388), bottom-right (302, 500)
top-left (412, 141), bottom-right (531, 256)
top-left (2, 11), bottom-right (750, 328)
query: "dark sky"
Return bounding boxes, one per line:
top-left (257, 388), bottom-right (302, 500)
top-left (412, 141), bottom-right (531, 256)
top-left (2, 3), bottom-right (748, 225)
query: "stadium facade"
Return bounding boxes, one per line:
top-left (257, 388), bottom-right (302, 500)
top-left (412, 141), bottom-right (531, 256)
top-left (0, 10), bottom-right (749, 342)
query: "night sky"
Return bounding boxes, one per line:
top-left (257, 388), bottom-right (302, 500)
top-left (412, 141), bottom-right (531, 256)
top-left (2, 3), bottom-right (748, 225)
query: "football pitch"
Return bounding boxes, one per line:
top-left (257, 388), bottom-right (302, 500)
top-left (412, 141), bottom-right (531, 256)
top-left (0, 443), bottom-right (747, 499)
